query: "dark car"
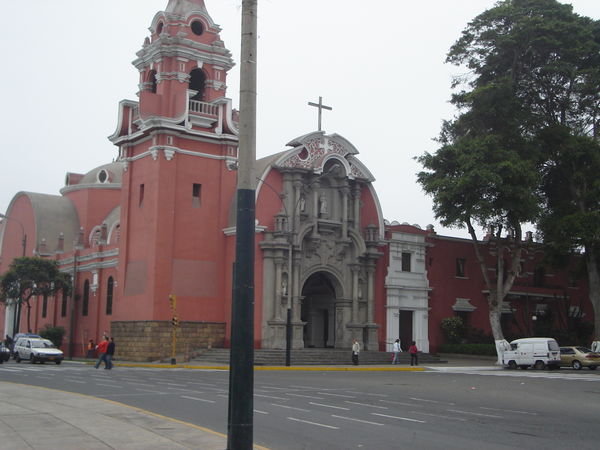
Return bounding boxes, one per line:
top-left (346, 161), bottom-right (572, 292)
top-left (0, 342), bottom-right (10, 363)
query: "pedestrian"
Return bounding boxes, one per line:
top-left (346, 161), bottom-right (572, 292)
top-left (351, 339), bottom-right (360, 366)
top-left (392, 338), bottom-right (402, 364)
top-left (409, 340), bottom-right (419, 366)
top-left (94, 336), bottom-right (109, 369)
top-left (86, 339), bottom-right (96, 359)
top-left (105, 337), bottom-right (115, 370)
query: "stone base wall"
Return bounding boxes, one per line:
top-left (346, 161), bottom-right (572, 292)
top-left (111, 321), bottom-right (226, 362)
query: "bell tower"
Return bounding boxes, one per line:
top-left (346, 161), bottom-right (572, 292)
top-left (109, 0), bottom-right (239, 323)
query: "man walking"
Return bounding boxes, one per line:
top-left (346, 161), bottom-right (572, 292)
top-left (409, 340), bottom-right (419, 366)
top-left (351, 339), bottom-right (360, 366)
top-left (105, 337), bottom-right (115, 370)
top-left (94, 336), bottom-right (109, 369)
top-left (391, 339), bottom-right (402, 364)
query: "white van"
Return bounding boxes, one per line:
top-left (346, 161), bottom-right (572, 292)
top-left (501, 337), bottom-right (561, 370)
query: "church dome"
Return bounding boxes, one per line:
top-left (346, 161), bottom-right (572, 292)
top-left (78, 161), bottom-right (125, 186)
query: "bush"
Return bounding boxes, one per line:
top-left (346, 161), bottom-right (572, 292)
top-left (39, 325), bottom-right (66, 349)
top-left (440, 317), bottom-right (465, 344)
top-left (439, 343), bottom-right (497, 356)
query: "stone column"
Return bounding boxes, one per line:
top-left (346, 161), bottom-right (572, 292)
top-left (274, 258), bottom-right (283, 320)
top-left (353, 184), bottom-right (361, 230)
top-left (312, 179), bottom-right (320, 236)
top-left (350, 264), bottom-right (360, 323)
top-left (366, 264), bottom-right (375, 324)
top-left (341, 185), bottom-right (349, 238)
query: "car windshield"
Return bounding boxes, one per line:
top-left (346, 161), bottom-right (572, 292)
top-left (31, 340), bottom-right (55, 349)
top-left (576, 347), bottom-right (592, 353)
top-left (548, 341), bottom-right (560, 351)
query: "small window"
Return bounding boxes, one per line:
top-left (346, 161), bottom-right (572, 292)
top-left (82, 280), bottom-right (90, 316)
top-left (533, 266), bottom-right (545, 287)
top-left (157, 22), bottom-right (164, 35)
top-left (61, 291), bottom-right (68, 317)
top-left (106, 277), bottom-right (114, 315)
top-left (189, 69), bottom-right (206, 101)
top-left (193, 183), bottom-right (201, 208)
top-left (191, 20), bottom-right (204, 36)
top-left (139, 184), bottom-right (145, 207)
top-left (401, 252), bottom-right (411, 272)
top-left (456, 258), bottom-right (466, 277)
top-left (42, 294), bottom-right (48, 318)
top-left (149, 70), bottom-right (157, 94)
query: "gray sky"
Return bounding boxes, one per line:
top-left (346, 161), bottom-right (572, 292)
top-left (2, 0), bottom-right (599, 238)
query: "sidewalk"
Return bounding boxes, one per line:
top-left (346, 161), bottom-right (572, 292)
top-left (0, 382), bottom-right (228, 450)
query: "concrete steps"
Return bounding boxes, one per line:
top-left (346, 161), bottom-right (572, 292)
top-left (190, 348), bottom-right (444, 366)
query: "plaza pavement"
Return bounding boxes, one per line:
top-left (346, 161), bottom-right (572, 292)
top-left (0, 355), bottom-right (497, 449)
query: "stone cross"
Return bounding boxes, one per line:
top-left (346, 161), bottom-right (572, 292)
top-left (308, 96), bottom-right (332, 131)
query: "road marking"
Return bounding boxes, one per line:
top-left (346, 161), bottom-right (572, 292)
top-left (345, 401), bottom-right (388, 409)
top-left (271, 404), bottom-right (311, 412)
top-left (254, 409), bottom-right (269, 415)
top-left (447, 409), bottom-right (502, 418)
top-left (379, 399), bottom-right (417, 407)
top-left (331, 415), bottom-right (384, 426)
top-left (410, 397), bottom-right (439, 404)
top-left (318, 392), bottom-right (356, 398)
top-left (412, 411), bottom-right (467, 422)
top-left (287, 393), bottom-right (324, 400)
top-left (64, 379), bottom-right (86, 384)
top-left (288, 417), bottom-right (339, 429)
top-left (372, 413), bottom-right (426, 423)
top-left (309, 402), bottom-right (350, 410)
top-left (255, 394), bottom-right (288, 400)
top-left (480, 406), bottom-right (537, 416)
top-left (346, 391), bottom-right (387, 398)
top-left (181, 395), bottom-right (216, 403)
top-left (165, 382), bottom-right (187, 387)
top-left (97, 383), bottom-right (123, 388)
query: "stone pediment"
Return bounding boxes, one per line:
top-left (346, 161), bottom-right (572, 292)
top-left (276, 132), bottom-right (375, 182)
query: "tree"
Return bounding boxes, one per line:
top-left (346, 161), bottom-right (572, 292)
top-left (0, 257), bottom-right (71, 334)
top-left (417, 0), bottom-right (600, 342)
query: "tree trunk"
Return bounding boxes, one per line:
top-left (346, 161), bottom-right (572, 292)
top-left (488, 291), bottom-right (505, 341)
top-left (586, 247), bottom-right (600, 340)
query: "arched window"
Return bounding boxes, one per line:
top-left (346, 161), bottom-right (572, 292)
top-left (189, 69), bottom-right (206, 101)
top-left (106, 277), bottom-right (114, 315)
top-left (149, 70), bottom-right (157, 93)
top-left (83, 280), bottom-right (90, 316)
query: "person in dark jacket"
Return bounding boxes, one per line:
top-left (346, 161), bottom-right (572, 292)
top-left (408, 341), bottom-right (419, 366)
top-left (105, 337), bottom-right (116, 370)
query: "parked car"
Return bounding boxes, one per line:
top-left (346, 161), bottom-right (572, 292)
top-left (0, 342), bottom-right (10, 363)
top-left (559, 346), bottom-right (600, 370)
top-left (501, 337), bottom-right (561, 370)
top-left (10, 333), bottom-right (41, 357)
top-left (14, 337), bottom-right (63, 364)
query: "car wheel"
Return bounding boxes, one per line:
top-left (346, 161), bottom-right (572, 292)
top-left (589, 366), bottom-right (597, 370)
top-left (534, 360), bottom-right (546, 370)
top-left (15, 355), bottom-right (21, 363)
top-left (572, 360), bottom-right (582, 370)
top-left (30, 355), bottom-right (36, 364)
top-left (508, 361), bottom-right (517, 370)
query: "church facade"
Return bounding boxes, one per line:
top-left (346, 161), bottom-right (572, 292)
top-left (0, 0), bottom-right (387, 358)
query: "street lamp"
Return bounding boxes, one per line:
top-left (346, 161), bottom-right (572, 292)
top-left (0, 213), bottom-right (27, 257)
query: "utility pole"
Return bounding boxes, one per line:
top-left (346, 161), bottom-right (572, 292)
top-left (227, 1), bottom-right (258, 449)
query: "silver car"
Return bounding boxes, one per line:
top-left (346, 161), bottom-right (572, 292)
top-left (14, 338), bottom-right (64, 364)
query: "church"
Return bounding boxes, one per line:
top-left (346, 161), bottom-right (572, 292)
top-left (1, 0), bottom-right (593, 360)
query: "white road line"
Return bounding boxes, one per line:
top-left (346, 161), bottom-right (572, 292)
top-left (287, 393), bottom-right (324, 400)
top-left (447, 409), bottom-right (502, 418)
top-left (254, 410), bottom-right (269, 415)
top-left (64, 379), bottom-right (86, 384)
top-left (309, 402), bottom-right (350, 410)
top-left (480, 406), bottom-right (538, 416)
top-left (135, 388), bottom-right (158, 393)
top-left (412, 411), bottom-right (468, 422)
top-left (345, 401), bottom-right (388, 409)
top-left (255, 394), bottom-right (288, 400)
top-left (181, 395), bottom-right (216, 403)
top-left (379, 400), bottom-right (417, 407)
top-left (288, 417), bottom-right (339, 429)
top-left (346, 391), bottom-right (388, 398)
top-left (372, 413), bottom-right (426, 423)
top-left (271, 404), bottom-right (311, 412)
top-left (165, 382), bottom-right (187, 387)
top-left (410, 397), bottom-right (439, 403)
top-left (97, 383), bottom-right (123, 388)
top-left (318, 392), bottom-right (356, 398)
top-left (331, 415), bottom-right (384, 426)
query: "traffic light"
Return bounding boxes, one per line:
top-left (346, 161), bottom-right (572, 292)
top-left (171, 317), bottom-right (179, 327)
top-left (168, 294), bottom-right (176, 311)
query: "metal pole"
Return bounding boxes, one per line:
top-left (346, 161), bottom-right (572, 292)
top-left (228, 1), bottom-right (257, 449)
top-left (68, 252), bottom-right (78, 359)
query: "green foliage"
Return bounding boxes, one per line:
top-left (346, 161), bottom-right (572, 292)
top-left (440, 317), bottom-right (466, 344)
top-left (439, 343), bottom-right (497, 356)
top-left (39, 325), bottom-right (66, 349)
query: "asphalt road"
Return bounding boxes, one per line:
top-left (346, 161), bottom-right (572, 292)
top-left (1, 361), bottom-right (599, 449)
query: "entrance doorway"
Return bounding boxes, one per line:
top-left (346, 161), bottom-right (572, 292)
top-left (399, 310), bottom-right (413, 351)
top-left (301, 272), bottom-right (337, 348)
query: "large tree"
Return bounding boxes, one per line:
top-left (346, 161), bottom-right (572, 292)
top-left (0, 257), bottom-right (71, 334)
top-left (417, 0), bottom-right (600, 342)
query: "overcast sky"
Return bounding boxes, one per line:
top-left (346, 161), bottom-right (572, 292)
top-left (2, 0), bottom-right (599, 238)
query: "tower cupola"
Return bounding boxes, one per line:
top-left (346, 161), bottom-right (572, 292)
top-left (132, 0), bottom-right (235, 128)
